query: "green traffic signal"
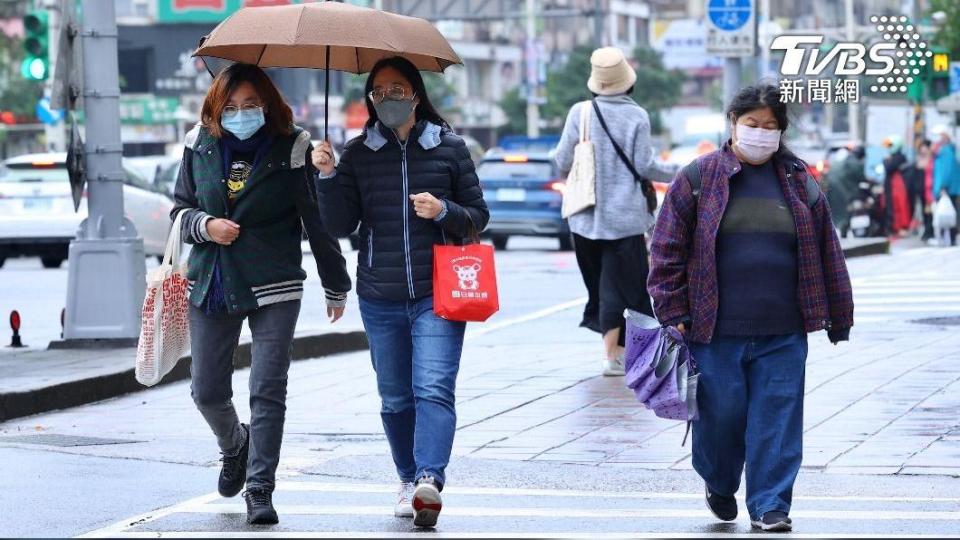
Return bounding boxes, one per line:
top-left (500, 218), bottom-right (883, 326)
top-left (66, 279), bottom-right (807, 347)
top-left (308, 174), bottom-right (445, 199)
top-left (22, 10), bottom-right (49, 81)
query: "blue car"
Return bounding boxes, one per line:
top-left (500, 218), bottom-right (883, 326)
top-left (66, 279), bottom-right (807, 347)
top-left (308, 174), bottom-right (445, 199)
top-left (477, 151), bottom-right (572, 251)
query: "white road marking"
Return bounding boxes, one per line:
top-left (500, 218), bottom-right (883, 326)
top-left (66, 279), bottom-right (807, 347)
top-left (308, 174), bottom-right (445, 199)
top-left (466, 297), bottom-right (587, 340)
top-left (278, 481), bottom-right (960, 503)
top-left (76, 491), bottom-right (223, 538)
top-left (89, 533), bottom-right (960, 539)
top-left (180, 503), bottom-right (960, 521)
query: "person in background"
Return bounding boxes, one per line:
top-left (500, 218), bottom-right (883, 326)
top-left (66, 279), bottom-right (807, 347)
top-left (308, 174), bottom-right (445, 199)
top-left (554, 47), bottom-right (677, 377)
top-left (932, 125), bottom-right (960, 246)
top-left (825, 144), bottom-right (866, 237)
top-left (648, 83), bottom-right (853, 533)
top-left (882, 135), bottom-right (911, 235)
top-left (905, 139), bottom-right (934, 242)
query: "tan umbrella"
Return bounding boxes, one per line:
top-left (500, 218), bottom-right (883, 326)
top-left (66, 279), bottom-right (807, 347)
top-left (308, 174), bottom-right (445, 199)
top-left (192, 1), bottom-right (463, 137)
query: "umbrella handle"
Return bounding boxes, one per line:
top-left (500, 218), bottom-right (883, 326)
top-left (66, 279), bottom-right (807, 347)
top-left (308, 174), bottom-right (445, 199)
top-left (324, 45), bottom-right (330, 141)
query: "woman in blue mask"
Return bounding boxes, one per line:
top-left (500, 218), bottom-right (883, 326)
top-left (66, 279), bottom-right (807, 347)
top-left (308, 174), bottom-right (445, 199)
top-left (171, 63), bottom-right (351, 526)
top-left (312, 56), bottom-right (489, 529)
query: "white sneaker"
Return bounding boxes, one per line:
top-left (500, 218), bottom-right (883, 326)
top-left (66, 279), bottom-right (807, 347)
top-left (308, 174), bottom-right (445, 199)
top-left (602, 355), bottom-right (626, 377)
top-left (394, 481), bottom-right (415, 518)
top-left (412, 477), bottom-right (442, 528)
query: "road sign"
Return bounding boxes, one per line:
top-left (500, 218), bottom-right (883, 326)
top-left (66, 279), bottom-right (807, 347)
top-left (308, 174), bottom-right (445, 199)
top-left (119, 95), bottom-right (179, 125)
top-left (950, 62), bottom-right (960, 95)
top-left (65, 115), bottom-right (84, 212)
top-left (705, 0), bottom-right (756, 57)
top-left (35, 97), bottom-right (64, 125)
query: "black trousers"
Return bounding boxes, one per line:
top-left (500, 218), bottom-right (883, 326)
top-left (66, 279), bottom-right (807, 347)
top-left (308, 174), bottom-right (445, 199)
top-left (573, 233), bottom-right (654, 347)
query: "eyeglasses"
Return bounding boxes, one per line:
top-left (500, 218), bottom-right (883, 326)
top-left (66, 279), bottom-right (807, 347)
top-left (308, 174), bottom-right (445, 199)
top-left (368, 85), bottom-right (414, 103)
top-left (222, 103), bottom-right (262, 117)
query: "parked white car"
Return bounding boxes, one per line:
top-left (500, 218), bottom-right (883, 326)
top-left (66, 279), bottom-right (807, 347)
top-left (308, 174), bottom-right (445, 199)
top-left (0, 153), bottom-right (174, 269)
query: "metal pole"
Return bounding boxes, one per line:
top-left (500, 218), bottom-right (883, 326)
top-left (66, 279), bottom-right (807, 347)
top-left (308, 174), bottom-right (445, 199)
top-left (845, 0), bottom-right (860, 142)
top-left (324, 45), bottom-right (330, 140)
top-left (525, 0), bottom-right (540, 138)
top-left (723, 57), bottom-right (742, 116)
top-left (62, 0), bottom-right (145, 343)
top-left (759, 0), bottom-right (770, 78)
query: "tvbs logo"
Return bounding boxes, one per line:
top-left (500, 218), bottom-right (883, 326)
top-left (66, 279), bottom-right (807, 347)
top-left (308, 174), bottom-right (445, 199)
top-left (773, 15), bottom-right (933, 95)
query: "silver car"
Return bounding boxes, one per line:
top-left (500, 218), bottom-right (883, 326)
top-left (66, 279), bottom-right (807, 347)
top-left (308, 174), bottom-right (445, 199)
top-left (0, 153), bottom-right (174, 269)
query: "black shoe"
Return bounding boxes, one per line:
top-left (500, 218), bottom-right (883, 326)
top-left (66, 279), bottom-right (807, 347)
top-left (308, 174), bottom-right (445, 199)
top-left (412, 476), bottom-right (442, 528)
top-left (218, 424), bottom-right (249, 498)
top-left (704, 486), bottom-right (737, 522)
top-left (752, 510), bottom-right (792, 532)
top-left (244, 488), bottom-right (279, 525)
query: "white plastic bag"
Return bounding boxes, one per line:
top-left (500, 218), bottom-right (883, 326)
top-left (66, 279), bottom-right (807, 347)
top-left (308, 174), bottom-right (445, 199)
top-left (933, 193), bottom-right (957, 230)
top-left (561, 101), bottom-right (596, 219)
top-left (136, 210), bottom-right (191, 386)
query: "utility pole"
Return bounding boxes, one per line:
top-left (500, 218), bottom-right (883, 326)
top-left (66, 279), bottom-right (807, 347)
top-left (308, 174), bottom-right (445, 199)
top-left (759, 0), bottom-right (770, 78)
top-left (845, 0), bottom-right (861, 142)
top-left (43, 1), bottom-right (65, 151)
top-left (62, 0), bottom-right (145, 344)
top-left (525, 0), bottom-right (540, 137)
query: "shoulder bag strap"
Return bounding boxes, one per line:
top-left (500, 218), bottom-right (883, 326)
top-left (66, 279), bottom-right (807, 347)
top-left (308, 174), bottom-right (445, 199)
top-left (591, 99), bottom-right (658, 213)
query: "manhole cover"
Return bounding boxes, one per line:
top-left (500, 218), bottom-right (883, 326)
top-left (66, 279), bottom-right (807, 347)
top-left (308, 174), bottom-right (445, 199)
top-left (912, 316), bottom-right (960, 326)
top-left (0, 434), bottom-right (140, 447)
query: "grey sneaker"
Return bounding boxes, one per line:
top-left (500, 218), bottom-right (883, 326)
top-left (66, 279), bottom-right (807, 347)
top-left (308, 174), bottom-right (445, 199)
top-left (602, 355), bottom-right (626, 376)
top-left (394, 481), bottom-right (415, 518)
top-left (412, 476), bottom-right (442, 528)
top-left (752, 510), bottom-right (792, 532)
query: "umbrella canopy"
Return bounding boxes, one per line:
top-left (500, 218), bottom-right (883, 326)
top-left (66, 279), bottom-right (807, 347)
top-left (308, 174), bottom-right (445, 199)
top-left (193, 1), bottom-right (462, 74)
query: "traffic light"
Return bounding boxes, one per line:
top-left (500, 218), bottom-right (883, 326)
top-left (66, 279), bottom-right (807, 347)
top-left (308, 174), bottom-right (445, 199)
top-left (21, 10), bottom-right (49, 81)
top-left (930, 49), bottom-right (950, 101)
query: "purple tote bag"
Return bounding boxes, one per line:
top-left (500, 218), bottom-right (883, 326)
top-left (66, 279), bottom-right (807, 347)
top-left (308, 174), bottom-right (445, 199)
top-left (623, 310), bottom-right (699, 423)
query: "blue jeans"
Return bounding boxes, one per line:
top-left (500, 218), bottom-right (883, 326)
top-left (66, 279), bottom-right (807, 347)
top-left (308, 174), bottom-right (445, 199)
top-left (359, 295), bottom-right (466, 489)
top-left (688, 333), bottom-right (807, 520)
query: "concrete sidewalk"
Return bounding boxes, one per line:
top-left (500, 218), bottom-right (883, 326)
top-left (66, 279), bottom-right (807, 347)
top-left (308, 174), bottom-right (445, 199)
top-left (0, 237), bottom-right (890, 424)
top-left (0, 327), bottom-right (368, 422)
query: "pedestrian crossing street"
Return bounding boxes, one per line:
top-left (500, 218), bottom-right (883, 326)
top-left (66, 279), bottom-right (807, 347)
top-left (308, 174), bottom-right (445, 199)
top-left (850, 247), bottom-right (960, 324)
top-left (79, 479), bottom-right (960, 538)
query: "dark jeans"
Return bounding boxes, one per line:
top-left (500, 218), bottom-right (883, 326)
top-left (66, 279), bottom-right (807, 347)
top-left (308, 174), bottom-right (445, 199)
top-left (189, 300), bottom-right (301, 492)
top-left (359, 295), bottom-right (466, 489)
top-left (689, 333), bottom-right (807, 520)
top-left (573, 233), bottom-right (653, 347)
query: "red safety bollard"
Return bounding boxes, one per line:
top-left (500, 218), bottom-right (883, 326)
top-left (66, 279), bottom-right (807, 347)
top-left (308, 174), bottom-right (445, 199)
top-left (9, 310), bottom-right (25, 348)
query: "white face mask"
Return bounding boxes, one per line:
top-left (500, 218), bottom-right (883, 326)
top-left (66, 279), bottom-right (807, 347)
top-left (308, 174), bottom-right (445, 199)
top-left (734, 124), bottom-right (781, 164)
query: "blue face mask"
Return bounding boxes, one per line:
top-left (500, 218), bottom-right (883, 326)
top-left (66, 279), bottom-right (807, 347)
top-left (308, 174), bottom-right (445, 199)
top-left (221, 107), bottom-right (265, 140)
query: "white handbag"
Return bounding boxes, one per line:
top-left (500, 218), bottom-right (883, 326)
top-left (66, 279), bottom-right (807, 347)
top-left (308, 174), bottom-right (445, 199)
top-left (561, 101), bottom-right (596, 218)
top-left (136, 210), bottom-right (191, 387)
top-left (933, 193), bottom-right (957, 230)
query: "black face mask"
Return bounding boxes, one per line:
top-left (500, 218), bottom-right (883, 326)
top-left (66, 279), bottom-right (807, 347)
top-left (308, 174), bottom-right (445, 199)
top-left (374, 98), bottom-right (416, 129)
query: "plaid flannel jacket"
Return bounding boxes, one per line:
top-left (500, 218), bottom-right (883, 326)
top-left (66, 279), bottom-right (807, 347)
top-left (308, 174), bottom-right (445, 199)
top-left (647, 144), bottom-right (854, 344)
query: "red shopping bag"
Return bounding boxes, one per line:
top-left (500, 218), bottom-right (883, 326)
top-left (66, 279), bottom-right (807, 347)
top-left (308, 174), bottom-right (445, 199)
top-left (433, 242), bottom-right (500, 322)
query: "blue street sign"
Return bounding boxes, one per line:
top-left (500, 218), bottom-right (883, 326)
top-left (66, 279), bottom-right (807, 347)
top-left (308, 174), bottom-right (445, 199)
top-left (708, 0), bottom-right (752, 31)
top-left (36, 96), bottom-right (63, 125)
top-left (950, 62), bottom-right (960, 95)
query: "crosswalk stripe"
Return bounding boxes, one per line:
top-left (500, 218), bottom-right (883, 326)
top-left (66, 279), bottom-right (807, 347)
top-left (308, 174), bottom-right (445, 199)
top-left (90, 532), bottom-right (960, 539)
top-left (181, 503), bottom-right (960, 521)
top-left (276, 481), bottom-right (960, 503)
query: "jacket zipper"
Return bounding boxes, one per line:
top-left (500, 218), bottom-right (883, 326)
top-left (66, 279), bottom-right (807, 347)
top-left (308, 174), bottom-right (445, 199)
top-left (367, 228), bottom-right (374, 267)
top-left (398, 135), bottom-right (416, 299)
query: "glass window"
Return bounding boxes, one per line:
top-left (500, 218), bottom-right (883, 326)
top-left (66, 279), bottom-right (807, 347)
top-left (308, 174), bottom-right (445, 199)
top-left (0, 164), bottom-right (67, 183)
top-left (477, 161), bottom-right (554, 179)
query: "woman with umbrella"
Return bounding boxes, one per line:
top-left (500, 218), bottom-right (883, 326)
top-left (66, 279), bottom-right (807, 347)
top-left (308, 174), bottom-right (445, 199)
top-left (313, 56), bottom-right (489, 528)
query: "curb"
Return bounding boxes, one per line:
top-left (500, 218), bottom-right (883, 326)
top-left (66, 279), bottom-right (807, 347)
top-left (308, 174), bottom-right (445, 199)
top-left (841, 239), bottom-right (890, 258)
top-left (0, 330), bottom-right (368, 423)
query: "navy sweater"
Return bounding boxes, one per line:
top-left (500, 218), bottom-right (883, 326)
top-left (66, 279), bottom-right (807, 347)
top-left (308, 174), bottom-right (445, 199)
top-left (715, 160), bottom-right (804, 336)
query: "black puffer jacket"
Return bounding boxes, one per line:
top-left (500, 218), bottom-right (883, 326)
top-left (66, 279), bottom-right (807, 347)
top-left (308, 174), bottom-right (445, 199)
top-left (316, 121), bottom-right (489, 301)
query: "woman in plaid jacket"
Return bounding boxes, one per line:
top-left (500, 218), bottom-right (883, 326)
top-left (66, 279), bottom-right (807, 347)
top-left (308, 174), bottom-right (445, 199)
top-left (648, 83), bottom-right (853, 533)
